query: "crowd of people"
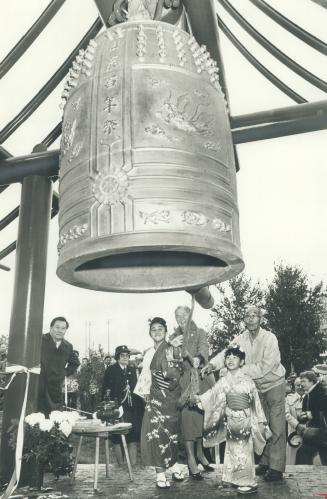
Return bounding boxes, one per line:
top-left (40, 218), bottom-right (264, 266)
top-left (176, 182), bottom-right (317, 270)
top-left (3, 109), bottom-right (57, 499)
top-left (1, 305), bottom-right (327, 495)
top-left (285, 368), bottom-right (327, 466)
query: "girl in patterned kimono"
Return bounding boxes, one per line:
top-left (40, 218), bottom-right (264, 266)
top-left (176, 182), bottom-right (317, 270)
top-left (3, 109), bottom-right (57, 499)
top-left (135, 317), bottom-right (184, 489)
top-left (196, 344), bottom-right (270, 495)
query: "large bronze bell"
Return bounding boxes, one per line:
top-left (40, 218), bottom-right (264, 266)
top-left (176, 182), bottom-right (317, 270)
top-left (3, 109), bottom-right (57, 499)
top-left (57, 18), bottom-right (244, 293)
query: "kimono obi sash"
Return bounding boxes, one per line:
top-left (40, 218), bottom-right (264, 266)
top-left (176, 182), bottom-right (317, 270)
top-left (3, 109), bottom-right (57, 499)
top-left (152, 371), bottom-right (170, 392)
top-left (226, 392), bottom-right (251, 412)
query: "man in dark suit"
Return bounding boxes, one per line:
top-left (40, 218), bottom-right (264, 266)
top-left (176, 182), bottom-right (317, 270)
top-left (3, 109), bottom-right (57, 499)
top-left (296, 370), bottom-right (327, 465)
top-left (38, 316), bottom-right (80, 415)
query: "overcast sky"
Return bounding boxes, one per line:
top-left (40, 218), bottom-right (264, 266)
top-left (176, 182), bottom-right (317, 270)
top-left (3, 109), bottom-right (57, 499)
top-left (0, 0), bottom-right (326, 355)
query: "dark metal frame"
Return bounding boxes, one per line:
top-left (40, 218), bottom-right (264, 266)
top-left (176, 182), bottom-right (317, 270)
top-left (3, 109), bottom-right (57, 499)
top-left (1, 99), bottom-right (326, 186)
top-left (0, 175), bottom-right (53, 481)
top-left (0, 0), bottom-right (67, 79)
top-left (0, 19), bottom-right (103, 144)
top-left (217, 17), bottom-right (307, 104)
top-left (217, 0), bottom-right (327, 92)
top-left (250, 0), bottom-right (327, 55)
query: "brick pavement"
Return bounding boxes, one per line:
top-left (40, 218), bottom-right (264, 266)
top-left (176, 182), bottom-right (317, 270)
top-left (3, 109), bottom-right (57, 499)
top-left (15, 464), bottom-right (326, 499)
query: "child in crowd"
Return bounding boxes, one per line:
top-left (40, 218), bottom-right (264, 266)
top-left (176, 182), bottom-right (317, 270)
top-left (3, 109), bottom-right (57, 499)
top-left (195, 344), bottom-right (270, 495)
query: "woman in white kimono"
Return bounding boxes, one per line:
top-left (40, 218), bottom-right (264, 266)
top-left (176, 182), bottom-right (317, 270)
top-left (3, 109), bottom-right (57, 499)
top-left (196, 344), bottom-right (270, 495)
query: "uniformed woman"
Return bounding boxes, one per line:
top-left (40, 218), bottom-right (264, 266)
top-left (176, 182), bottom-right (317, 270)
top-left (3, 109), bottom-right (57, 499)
top-left (102, 345), bottom-right (144, 465)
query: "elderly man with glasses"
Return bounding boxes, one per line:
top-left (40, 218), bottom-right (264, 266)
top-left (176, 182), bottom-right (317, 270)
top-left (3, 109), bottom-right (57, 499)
top-left (202, 305), bottom-right (286, 482)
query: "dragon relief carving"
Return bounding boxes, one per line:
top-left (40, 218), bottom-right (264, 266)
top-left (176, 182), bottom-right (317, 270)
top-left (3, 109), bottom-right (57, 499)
top-left (157, 90), bottom-right (215, 135)
top-left (128, 0), bottom-right (157, 20)
top-left (61, 119), bottom-right (76, 155)
top-left (61, 119), bottom-right (83, 162)
top-left (144, 124), bottom-right (180, 142)
top-left (137, 208), bottom-right (230, 232)
top-left (71, 97), bottom-right (82, 111)
top-left (182, 210), bottom-right (207, 226)
top-left (181, 212), bottom-right (231, 232)
top-left (108, 0), bottom-right (180, 24)
top-left (212, 218), bottom-right (231, 232)
top-left (108, 0), bottom-right (128, 25)
top-left (204, 141), bottom-right (221, 152)
top-left (181, 211), bottom-right (230, 231)
top-left (139, 209), bottom-right (170, 224)
top-left (57, 223), bottom-right (88, 254)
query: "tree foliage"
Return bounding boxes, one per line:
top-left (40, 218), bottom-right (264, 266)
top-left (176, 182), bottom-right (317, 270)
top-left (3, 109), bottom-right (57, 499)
top-left (208, 265), bottom-right (326, 374)
top-left (265, 263), bottom-right (325, 375)
top-left (78, 349), bottom-right (105, 390)
top-left (77, 346), bottom-right (105, 411)
top-left (208, 272), bottom-right (265, 355)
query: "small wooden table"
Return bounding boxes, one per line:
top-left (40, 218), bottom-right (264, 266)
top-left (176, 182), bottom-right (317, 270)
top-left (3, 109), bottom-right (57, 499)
top-left (71, 423), bottom-right (133, 490)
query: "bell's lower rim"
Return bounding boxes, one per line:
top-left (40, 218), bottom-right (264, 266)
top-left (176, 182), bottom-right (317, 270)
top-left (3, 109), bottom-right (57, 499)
top-left (57, 230), bottom-right (244, 292)
top-left (57, 249), bottom-right (244, 293)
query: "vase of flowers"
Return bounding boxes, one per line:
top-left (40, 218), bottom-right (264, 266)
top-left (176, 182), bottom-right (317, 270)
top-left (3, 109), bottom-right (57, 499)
top-left (9, 410), bottom-right (80, 489)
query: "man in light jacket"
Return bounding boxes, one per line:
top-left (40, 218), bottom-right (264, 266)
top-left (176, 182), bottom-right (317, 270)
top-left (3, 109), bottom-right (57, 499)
top-left (202, 305), bottom-right (286, 481)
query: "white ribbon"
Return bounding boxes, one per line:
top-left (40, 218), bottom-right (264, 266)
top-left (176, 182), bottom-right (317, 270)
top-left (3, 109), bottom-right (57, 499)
top-left (64, 376), bottom-right (68, 406)
top-left (0, 365), bottom-right (40, 391)
top-left (1, 364), bottom-right (40, 499)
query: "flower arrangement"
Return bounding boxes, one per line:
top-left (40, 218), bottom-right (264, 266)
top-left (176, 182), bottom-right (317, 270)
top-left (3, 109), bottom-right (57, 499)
top-left (9, 411), bottom-right (80, 479)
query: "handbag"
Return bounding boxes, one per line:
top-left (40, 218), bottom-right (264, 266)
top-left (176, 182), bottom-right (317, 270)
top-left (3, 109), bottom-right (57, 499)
top-left (302, 412), bottom-right (327, 447)
top-left (287, 431), bottom-right (303, 448)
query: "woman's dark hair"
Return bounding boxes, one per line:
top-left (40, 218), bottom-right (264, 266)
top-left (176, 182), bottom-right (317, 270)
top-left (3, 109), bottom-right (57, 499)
top-left (225, 344), bottom-right (246, 362)
top-left (149, 317), bottom-right (167, 334)
top-left (300, 370), bottom-right (318, 384)
top-left (50, 316), bottom-right (69, 329)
